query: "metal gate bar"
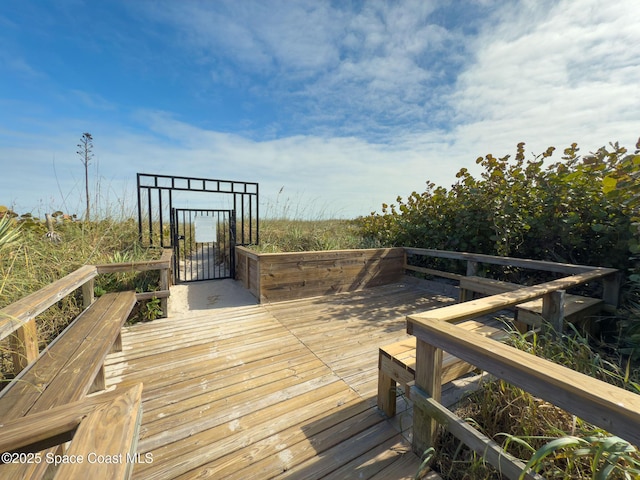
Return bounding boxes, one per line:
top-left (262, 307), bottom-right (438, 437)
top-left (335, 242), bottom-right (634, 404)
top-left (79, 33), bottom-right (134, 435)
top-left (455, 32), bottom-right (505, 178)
top-left (172, 208), bottom-right (236, 283)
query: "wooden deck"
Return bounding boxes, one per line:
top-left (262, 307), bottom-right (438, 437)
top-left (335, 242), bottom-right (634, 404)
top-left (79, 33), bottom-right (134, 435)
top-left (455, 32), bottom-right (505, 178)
top-left (104, 278), bottom-right (476, 479)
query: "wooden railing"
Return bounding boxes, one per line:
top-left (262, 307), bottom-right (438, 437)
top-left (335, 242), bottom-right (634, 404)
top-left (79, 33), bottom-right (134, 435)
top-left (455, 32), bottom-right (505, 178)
top-left (406, 317), bottom-right (640, 479)
top-left (401, 248), bottom-right (631, 478)
top-left (0, 248), bottom-right (172, 376)
top-left (404, 247), bottom-right (600, 275)
top-left (404, 247), bottom-right (621, 330)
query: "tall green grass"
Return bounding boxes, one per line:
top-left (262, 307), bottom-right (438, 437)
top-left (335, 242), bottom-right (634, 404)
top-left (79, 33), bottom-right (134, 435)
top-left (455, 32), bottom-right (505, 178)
top-left (254, 217), bottom-right (366, 252)
top-left (252, 193), bottom-right (372, 252)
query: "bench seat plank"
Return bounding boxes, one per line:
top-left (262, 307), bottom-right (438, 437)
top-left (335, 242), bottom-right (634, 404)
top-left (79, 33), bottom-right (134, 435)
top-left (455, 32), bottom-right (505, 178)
top-left (516, 295), bottom-right (603, 328)
top-left (459, 276), bottom-right (520, 298)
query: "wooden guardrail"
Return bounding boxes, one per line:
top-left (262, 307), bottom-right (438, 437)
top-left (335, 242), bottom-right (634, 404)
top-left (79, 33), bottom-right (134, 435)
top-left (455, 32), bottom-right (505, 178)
top-left (406, 316), bottom-right (640, 479)
top-left (0, 248), bottom-right (172, 375)
top-left (404, 247), bottom-right (598, 275)
top-left (95, 248), bottom-right (173, 313)
top-left (404, 247), bottom-right (621, 331)
top-left (400, 251), bottom-right (629, 478)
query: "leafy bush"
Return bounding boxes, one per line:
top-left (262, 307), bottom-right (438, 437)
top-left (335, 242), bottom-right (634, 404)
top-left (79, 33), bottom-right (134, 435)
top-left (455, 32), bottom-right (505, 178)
top-left (358, 140), bottom-right (640, 271)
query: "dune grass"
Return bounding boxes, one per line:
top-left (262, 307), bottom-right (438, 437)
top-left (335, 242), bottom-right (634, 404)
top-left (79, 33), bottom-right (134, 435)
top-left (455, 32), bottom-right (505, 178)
top-left (253, 217), bottom-right (368, 252)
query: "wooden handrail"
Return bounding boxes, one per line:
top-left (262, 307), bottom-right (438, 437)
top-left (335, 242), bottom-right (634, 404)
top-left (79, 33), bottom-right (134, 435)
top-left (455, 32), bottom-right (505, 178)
top-left (409, 268), bottom-right (617, 324)
top-left (402, 251), bottom-right (625, 476)
top-left (407, 318), bottom-right (640, 446)
top-left (94, 248), bottom-right (173, 274)
top-left (0, 265), bottom-right (98, 341)
top-left (404, 247), bottom-right (599, 274)
top-left (406, 317), bottom-right (640, 477)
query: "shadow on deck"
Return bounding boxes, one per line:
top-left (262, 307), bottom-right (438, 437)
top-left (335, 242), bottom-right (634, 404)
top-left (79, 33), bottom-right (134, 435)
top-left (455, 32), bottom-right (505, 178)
top-left (104, 277), bottom-right (484, 479)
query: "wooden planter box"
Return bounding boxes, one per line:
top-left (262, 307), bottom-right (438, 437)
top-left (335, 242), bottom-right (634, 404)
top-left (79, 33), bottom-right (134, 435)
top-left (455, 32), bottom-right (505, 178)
top-left (235, 247), bottom-right (405, 303)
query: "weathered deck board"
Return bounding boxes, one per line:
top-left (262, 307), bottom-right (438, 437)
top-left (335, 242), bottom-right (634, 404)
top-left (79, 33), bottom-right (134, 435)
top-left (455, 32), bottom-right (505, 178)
top-left (263, 281), bottom-right (458, 400)
top-left (105, 279), bottom-right (468, 479)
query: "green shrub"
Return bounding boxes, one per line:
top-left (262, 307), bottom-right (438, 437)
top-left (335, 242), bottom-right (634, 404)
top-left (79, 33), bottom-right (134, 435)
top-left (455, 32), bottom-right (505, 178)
top-left (358, 139), bottom-right (639, 271)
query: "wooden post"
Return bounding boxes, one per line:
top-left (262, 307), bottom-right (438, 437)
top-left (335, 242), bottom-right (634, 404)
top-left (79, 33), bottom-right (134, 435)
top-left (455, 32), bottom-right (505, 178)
top-left (45, 213), bottom-right (54, 234)
top-left (403, 248), bottom-right (408, 275)
top-left (111, 332), bottom-right (123, 353)
top-left (602, 271), bottom-right (622, 310)
top-left (10, 318), bottom-right (39, 373)
top-left (160, 267), bottom-right (169, 318)
top-left (44, 213), bottom-right (62, 243)
top-left (82, 279), bottom-right (95, 310)
top-left (412, 338), bottom-right (443, 456)
top-left (542, 290), bottom-right (565, 334)
top-left (459, 260), bottom-right (478, 302)
top-left (466, 260), bottom-right (478, 277)
top-left (89, 365), bottom-right (106, 394)
top-left (377, 368), bottom-right (396, 417)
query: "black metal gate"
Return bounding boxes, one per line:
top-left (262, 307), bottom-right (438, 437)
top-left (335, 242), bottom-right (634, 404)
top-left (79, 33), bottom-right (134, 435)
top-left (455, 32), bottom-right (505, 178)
top-left (137, 173), bottom-right (258, 284)
top-left (172, 209), bottom-right (236, 282)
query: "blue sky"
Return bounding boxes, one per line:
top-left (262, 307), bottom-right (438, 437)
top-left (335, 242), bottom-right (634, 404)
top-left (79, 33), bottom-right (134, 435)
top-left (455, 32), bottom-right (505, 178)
top-left (1, 0), bottom-right (639, 219)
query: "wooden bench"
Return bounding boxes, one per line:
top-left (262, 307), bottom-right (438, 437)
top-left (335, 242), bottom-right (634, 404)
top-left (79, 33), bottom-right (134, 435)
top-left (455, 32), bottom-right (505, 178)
top-left (0, 291), bottom-right (138, 479)
top-left (0, 384), bottom-right (143, 480)
top-left (459, 276), bottom-right (603, 331)
top-left (377, 318), bottom-right (509, 417)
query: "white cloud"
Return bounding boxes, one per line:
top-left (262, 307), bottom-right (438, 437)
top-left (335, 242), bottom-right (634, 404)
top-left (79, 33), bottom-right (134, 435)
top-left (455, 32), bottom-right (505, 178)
top-left (0, 107), bottom-right (452, 218)
top-left (135, 0), bottom-right (466, 138)
top-left (449, 0), bottom-right (640, 159)
top-left (68, 90), bottom-right (116, 111)
top-left (2, 0), bottom-right (639, 221)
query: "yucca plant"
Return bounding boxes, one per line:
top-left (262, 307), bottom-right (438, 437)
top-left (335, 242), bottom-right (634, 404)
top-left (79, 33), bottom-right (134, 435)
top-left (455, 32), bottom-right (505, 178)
top-left (0, 215), bottom-right (21, 252)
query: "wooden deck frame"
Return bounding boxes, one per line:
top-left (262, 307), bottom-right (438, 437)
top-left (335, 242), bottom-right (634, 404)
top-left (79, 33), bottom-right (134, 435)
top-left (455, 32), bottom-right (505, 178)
top-left (0, 249), bottom-right (637, 478)
top-left (236, 246), bottom-right (406, 303)
top-left (103, 280), bottom-right (447, 479)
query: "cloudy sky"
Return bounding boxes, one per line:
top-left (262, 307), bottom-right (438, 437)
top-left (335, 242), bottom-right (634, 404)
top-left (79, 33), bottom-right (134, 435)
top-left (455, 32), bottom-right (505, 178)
top-left (1, 0), bottom-right (638, 219)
